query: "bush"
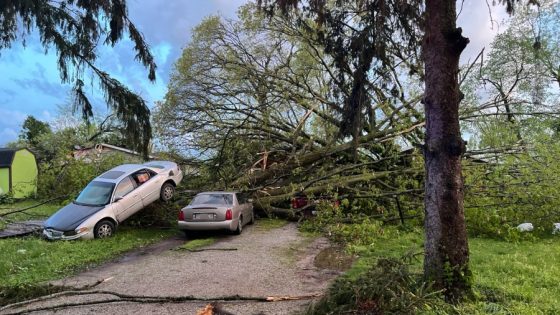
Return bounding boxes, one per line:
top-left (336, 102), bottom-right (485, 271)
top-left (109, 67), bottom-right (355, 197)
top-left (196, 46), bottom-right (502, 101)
top-left (37, 153), bottom-right (127, 202)
top-left (0, 193), bottom-right (15, 205)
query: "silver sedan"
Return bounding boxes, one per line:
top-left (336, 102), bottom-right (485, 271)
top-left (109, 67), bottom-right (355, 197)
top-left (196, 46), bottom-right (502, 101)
top-left (178, 192), bottom-right (254, 236)
top-left (43, 161), bottom-right (183, 240)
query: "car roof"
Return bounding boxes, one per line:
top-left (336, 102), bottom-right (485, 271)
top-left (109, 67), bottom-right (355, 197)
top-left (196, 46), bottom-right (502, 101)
top-left (143, 161), bottom-right (176, 169)
top-left (197, 191), bottom-right (237, 195)
top-left (93, 164), bottom-right (150, 183)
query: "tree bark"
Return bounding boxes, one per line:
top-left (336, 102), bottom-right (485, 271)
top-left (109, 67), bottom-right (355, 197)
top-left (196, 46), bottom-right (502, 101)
top-left (422, 0), bottom-right (471, 301)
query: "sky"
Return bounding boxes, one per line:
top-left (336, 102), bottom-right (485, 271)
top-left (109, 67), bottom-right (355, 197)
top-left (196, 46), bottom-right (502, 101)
top-left (0, 1), bottom-right (509, 146)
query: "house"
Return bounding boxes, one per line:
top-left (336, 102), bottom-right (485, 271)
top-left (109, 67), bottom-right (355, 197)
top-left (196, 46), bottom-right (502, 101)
top-left (0, 148), bottom-right (38, 198)
top-left (72, 143), bottom-right (156, 162)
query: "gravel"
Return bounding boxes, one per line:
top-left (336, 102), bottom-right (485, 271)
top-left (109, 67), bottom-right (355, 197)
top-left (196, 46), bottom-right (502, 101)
top-left (4, 223), bottom-right (340, 315)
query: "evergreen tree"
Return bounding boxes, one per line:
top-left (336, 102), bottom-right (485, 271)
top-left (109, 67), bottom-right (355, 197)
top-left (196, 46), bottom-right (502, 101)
top-left (259, 0), bottom-right (536, 300)
top-left (1, 0), bottom-right (156, 156)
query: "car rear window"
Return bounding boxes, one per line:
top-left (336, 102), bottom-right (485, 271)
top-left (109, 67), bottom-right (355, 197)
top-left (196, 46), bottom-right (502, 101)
top-left (99, 171), bottom-right (125, 179)
top-left (191, 194), bottom-right (233, 206)
top-left (144, 163), bottom-right (165, 169)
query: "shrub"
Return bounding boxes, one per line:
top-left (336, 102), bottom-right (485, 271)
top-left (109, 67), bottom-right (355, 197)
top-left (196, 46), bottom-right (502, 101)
top-left (37, 153), bottom-right (127, 202)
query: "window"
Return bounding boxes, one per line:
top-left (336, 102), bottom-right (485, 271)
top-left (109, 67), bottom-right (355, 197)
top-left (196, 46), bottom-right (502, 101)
top-left (114, 177), bottom-right (135, 199)
top-left (75, 181), bottom-right (115, 206)
top-left (144, 163), bottom-right (164, 169)
top-left (132, 169), bottom-right (157, 185)
top-left (190, 194), bottom-right (233, 206)
top-left (99, 171), bottom-right (125, 179)
top-left (236, 193), bottom-right (246, 204)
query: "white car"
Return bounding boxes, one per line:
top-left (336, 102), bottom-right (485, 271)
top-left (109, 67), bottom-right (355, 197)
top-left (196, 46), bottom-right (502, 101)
top-left (43, 161), bottom-right (183, 240)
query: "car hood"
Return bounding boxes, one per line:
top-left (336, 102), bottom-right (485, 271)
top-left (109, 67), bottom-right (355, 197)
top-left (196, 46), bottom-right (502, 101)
top-left (44, 203), bottom-right (106, 231)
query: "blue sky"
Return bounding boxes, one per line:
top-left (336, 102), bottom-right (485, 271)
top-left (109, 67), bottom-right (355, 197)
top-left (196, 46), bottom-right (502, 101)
top-left (0, 1), bottom-right (508, 146)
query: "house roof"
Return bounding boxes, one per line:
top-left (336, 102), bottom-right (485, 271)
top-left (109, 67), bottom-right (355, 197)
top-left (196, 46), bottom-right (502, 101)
top-left (0, 148), bottom-right (17, 167)
top-left (74, 143), bottom-right (157, 160)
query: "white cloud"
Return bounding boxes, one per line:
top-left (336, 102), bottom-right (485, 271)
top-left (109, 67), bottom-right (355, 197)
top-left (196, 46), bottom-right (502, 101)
top-left (153, 42), bottom-right (173, 66)
top-left (458, 3), bottom-right (510, 63)
top-left (40, 110), bottom-right (54, 123)
top-left (0, 128), bottom-right (19, 146)
top-left (0, 109), bottom-right (27, 128)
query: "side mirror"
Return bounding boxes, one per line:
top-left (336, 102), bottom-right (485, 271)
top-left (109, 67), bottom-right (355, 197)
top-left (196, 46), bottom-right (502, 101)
top-left (114, 196), bottom-right (124, 202)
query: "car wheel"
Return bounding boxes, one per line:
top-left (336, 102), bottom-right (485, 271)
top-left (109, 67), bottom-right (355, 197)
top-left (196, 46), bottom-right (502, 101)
top-left (248, 210), bottom-right (255, 225)
top-left (234, 216), bottom-right (243, 235)
top-left (94, 220), bottom-right (115, 239)
top-left (160, 182), bottom-right (175, 202)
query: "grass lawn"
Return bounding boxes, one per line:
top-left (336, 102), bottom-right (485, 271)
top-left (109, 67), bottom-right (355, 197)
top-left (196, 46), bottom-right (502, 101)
top-left (349, 228), bottom-right (560, 314)
top-left (254, 217), bottom-right (289, 231)
top-left (0, 200), bottom-right (176, 288)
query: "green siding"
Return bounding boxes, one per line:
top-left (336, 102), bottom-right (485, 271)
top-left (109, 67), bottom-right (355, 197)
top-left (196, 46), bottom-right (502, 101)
top-left (11, 149), bottom-right (38, 198)
top-left (0, 168), bottom-right (9, 196)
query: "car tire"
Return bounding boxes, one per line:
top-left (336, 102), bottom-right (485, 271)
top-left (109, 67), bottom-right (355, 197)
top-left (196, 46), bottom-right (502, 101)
top-left (160, 182), bottom-right (175, 202)
top-left (94, 220), bottom-right (115, 239)
top-left (234, 216), bottom-right (243, 235)
top-left (248, 210), bottom-right (255, 225)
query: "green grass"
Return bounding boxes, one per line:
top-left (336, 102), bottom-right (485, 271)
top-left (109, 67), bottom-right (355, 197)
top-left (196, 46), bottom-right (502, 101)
top-left (345, 227), bottom-right (560, 314)
top-left (177, 237), bottom-right (217, 250)
top-left (0, 227), bottom-right (175, 287)
top-left (0, 200), bottom-right (176, 287)
top-left (254, 217), bottom-right (289, 231)
top-left (460, 238), bottom-right (560, 314)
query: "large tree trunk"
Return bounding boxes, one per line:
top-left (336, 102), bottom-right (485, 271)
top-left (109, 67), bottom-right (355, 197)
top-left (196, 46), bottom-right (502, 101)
top-left (422, 0), bottom-right (471, 301)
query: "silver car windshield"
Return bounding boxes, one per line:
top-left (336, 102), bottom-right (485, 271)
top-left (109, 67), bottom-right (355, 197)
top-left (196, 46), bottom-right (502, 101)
top-left (191, 194), bottom-right (233, 206)
top-left (75, 181), bottom-right (115, 206)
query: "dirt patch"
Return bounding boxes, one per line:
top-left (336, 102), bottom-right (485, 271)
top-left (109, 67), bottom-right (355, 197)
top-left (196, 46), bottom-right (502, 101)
top-left (314, 246), bottom-right (355, 271)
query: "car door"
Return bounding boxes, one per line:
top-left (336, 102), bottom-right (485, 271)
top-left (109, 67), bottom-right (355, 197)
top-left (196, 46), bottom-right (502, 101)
top-left (133, 169), bottom-right (163, 206)
top-left (113, 176), bottom-right (143, 222)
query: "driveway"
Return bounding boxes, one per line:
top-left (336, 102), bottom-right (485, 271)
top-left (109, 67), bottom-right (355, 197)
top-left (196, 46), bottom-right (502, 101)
top-left (2, 223), bottom-right (343, 315)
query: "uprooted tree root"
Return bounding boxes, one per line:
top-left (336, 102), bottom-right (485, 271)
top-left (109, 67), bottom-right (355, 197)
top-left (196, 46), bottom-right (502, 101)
top-left (1, 284), bottom-right (322, 314)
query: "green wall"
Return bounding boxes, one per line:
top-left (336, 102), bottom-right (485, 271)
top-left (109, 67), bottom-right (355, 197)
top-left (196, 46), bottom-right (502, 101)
top-left (0, 168), bottom-right (9, 196)
top-left (11, 149), bottom-right (38, 198)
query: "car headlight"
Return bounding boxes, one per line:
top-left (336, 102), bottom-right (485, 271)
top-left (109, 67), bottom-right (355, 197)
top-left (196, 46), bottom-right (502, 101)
top-left (75, 227), bottom-right (90, 234)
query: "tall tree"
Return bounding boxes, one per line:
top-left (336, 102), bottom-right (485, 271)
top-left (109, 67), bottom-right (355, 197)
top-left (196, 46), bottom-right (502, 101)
top-left (421, 0), bottom-right (470, 300)
top-left (0, 1), bottom-right (155, 156)
top-left (259, 0), bottom-right (534, 300)
top-left (19, 116), bottom-right (52, 147)
top-left (157, 5), bottom-right (425, 202)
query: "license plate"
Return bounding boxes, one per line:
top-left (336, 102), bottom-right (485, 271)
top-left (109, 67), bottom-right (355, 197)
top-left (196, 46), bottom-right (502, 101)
top-left (194, 213), bottom-right (214, 220)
